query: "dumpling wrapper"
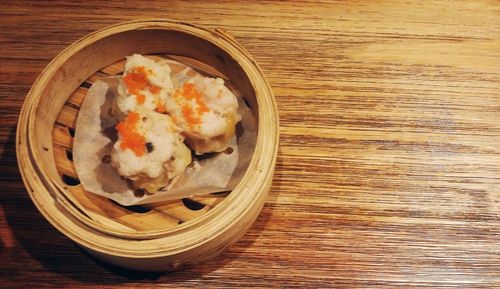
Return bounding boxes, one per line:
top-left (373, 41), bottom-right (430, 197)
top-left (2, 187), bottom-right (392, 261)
top-left (73, 62), bottom-right (256, 206)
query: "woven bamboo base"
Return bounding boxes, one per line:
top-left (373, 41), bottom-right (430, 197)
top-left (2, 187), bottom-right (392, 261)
top-left (52, 55), bottom-right (231, 233)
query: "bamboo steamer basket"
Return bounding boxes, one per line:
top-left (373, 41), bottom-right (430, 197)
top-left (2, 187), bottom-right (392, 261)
top-left (16, 19), bottom-right (278, 271)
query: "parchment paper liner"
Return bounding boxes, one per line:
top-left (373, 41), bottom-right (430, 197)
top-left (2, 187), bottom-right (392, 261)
top-left (73, 59), bottom-right (256, 206)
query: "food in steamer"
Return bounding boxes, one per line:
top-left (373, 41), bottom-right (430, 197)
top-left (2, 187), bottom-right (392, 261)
top-left (110, 54), bottom-right (240, 194)
top-left (111, 107), bottom-right (192, 193)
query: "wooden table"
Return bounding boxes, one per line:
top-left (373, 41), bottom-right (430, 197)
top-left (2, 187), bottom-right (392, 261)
top-left (1, 1), bottom-right (499, 287)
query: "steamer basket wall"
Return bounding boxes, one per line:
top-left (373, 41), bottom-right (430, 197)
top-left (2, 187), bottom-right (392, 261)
top-left (16, 19), bottom-right (278, 271)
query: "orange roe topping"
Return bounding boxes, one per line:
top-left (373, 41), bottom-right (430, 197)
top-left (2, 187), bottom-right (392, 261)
top-left (174, 83), bottom-right (210, 129)
top-left (149, 85), bottom-right (161, 94)
top-left (123, 66), bottom-right (148, 95)
top-left (123, 65), bottom-right (161, 105)
top-left (115, 112), bottom-right (146, 156)
top-left (136, 94), bottom-right (146, 105)
top-left (182, 83), bottom-right (208, 112)
top-left (182, 105), bottom-right (200, 128)
top-left (155, 99), bottom-right (167, 113)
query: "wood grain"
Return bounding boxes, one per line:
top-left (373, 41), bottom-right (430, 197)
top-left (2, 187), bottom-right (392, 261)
top-left (1, 0), bottom-right (499, 288)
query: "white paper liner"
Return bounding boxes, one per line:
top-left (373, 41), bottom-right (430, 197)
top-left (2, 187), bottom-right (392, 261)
top-left (73, 61), bottom-right (256, 206)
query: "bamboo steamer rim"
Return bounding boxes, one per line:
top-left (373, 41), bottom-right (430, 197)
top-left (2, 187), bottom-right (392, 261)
top-left (17, 19), bottom-right (279, 259)
top-left (52, 21), bottom-right (275, 240)
top-left (19, 20), bottom-right (276, 254)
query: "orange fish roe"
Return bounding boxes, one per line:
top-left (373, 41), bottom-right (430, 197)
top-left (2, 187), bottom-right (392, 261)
top-left (182, 105), bottom-right (200, 128)
top-left (115, 112), bottom-right (146, 156)
top-left (149, 85), bottom-right (161, 94)
top-left (136, 94), bottom-right (146, 105)
top-left (123, 66), bottom-right (148, 94)
top-left (155, 98), bottom-right (167, 113)
top-left (174, 83), bottom-right (210, 129)
top-left (123, 65), bottom-right (161, 105)
top-left (182, 83), bottom-right (208, 112)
